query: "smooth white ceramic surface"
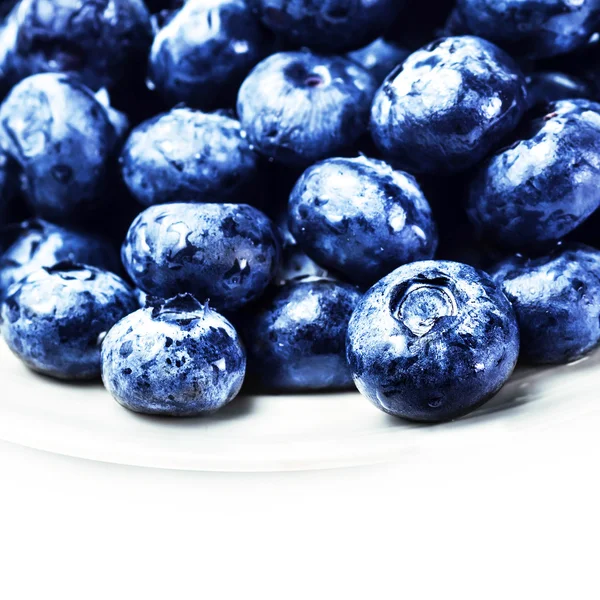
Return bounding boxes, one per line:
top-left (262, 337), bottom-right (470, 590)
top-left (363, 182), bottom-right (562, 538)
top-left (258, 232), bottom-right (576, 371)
top-left (1, 340), bottom-right (598, 472)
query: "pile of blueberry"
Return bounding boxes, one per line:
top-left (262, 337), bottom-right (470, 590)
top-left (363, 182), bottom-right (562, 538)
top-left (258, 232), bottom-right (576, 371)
top-left (1, 0), bottom-right (600, 423)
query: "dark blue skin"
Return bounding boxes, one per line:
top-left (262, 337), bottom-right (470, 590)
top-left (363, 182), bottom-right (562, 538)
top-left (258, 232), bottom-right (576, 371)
top-left (237, 51), bottom-right (377, 167)
top-left (0, 0), bottom-right (152, 92)
top-left (289, 156), bottom-right (438, 288)
top-left (347, 38), bottom-right (410, 86)
top-left (468, 99), bottom-right (600, 251)
top-left (370, 36), bottom-right (529, 175)
top-left (526, 71), bottom-right (593, 109)
top-left (492, 244), bottom-right (600, 365)
top-left (121, 107), bottom-right (259, 208)
top-left (0, 73), bottom-right (120, 225)
top-left (244, 279), bottom-right (361, 391)
top-left (346, 260), bottom-right (520, 422)
top-left (0, 219), bottom-right (120, 301)
top-left (148, 0), bottom-right (273, 110)
top-left (1, 262), bottom-right (138, 379)
top-left (456, 0), bottom-right (600, 59)
top-left (248, 0), bottom-right (403, 53)
top-left (101, 294), bottom-right (246, 416)
top-left (122, 202), bottom-right (281, 312)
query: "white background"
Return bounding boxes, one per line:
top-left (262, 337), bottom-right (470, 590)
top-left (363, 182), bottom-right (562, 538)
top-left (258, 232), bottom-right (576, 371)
top-left (0, 438), bottom-right (598, 600)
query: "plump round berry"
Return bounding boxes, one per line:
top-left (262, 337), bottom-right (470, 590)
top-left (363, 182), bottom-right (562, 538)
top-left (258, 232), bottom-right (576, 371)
top-left (347, 38), bottom-right (410, 85)
top-left (526, 71), bottom-right (593, 109)
top-left (1, 262), bottom-right (137, 380)
top-left (0, 73), bottom-right (119, 225)
top-left (248, 0), bottom-right (403, 53)
top-left (148, 0), bottom-right (273, 110)
top-left (456, 0), bottom-right (600, 59)
top-left (0, 0), bottom-right (152, 91)
top-left (492, 244), bottom-right (600, 365)
top-left (0, 219), bottom-right (120, 301)
top-left (120, 108), bottom-right (259, 208)
top-left (468, 99), bottom-right (600, 251)
top-left (237, 50), bottom-right (377, 167)
top-left (370, 36), bottom-right (528, 175)
top-left (289, 156), bottom-right (437, 287)
top-left (122, 203), bottom-right (281, 312)
top-left (101, 294), bottom-right (246, 416)
top-left (346, 260), bottom-right (520, 422)
top-left (244, 279), bottom-right (361, 391)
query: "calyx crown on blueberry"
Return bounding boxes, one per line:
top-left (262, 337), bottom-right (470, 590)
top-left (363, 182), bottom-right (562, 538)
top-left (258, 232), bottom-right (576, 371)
top-left (346, 260), bottom-right (520, 422)
top-left (237, 50), bottom-right (377, 167)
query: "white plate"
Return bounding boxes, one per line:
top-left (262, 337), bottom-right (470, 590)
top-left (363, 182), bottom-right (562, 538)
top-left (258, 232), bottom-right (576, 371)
top-left (1, 340), bottom-right (599, 472)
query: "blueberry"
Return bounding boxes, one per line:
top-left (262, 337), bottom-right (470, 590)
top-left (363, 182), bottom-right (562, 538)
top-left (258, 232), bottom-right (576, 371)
top-left (244, 279), bottom-right (361, 391)
top-left (289, 156), bottom-right (438, 287)
top-left (122, 203), bottom-right (281, 312)
top-left (370, 36), bottom-right (528, 175)
top-left (492, 244), bottom-right (600, 364)
top-left (101, 294), bottom-right (246, 416)
top-left (247, 0), bottom-right (403, 53)
top-left (120, 107), bottom-right (258, 208)
top-left (0, 0), bottom-right (152, 91)
top-left (1, 262), bottom-right (137, 379)
top-left (237, 50), bottom-right (377, 167)
top-left (456, 0), bottom-right (600, 59)
top-left (346, 260), bottom-right (520, 422)
top-left (0, 73), bottom-right (119, 225)
top-left (0, 219), bottom-right (120, 301)
top-left (468, 99), bottom-right (600, 251)
top-left (526, 71), bottom-right (593, 109)
top-left (148, 0), bottom-right (273, 110)
top-left (347, 38), bottom-right (410, 86)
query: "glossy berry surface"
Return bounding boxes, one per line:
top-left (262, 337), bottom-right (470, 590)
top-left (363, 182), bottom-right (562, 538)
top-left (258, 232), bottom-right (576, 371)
top-left (247, 0), bottom-right (402, 53)
top-left (0, 219), bottom-right (120, 301)
top-left (1, 262), bottom-right (137, 380)
top-left (370, 36), bottom-right (528, 175)
top-left (492, 244), bottom-right (600, 365)
top-left (148, 0), bottom-right (273, 110)
top-left (122, 203), bottom-right (281, 312)
top-left (456, 0), bottom-right (600, 59)
top-left (289, 156), bottom-right (437, 287)
top-left (346, 260), bottom-right (520, 422)
top-left (468, 99), bottom-right (600, 251)
top-left (0, 0), bottom-right (152, 91)
top-left (102, 294), bottom-right (246, 416)
top-left (237, 51), bottom-right (377, 167)
top-left (0, 73), bottom-right (118, 225)
top-left (347, 38), bottom-right (410, 85)
top-left (244, 279), bottom-right (361, 391)
top-left (121, 107), bottom-right (259, 208)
